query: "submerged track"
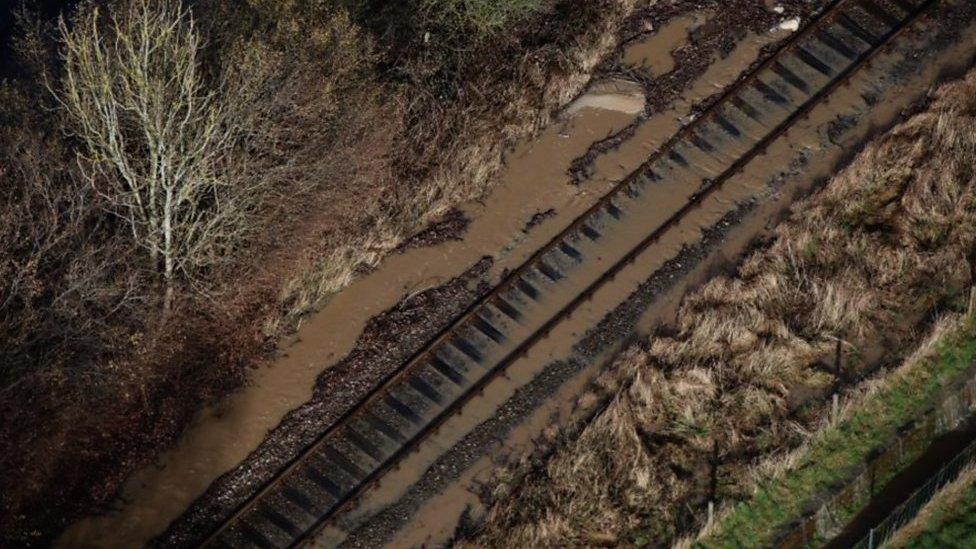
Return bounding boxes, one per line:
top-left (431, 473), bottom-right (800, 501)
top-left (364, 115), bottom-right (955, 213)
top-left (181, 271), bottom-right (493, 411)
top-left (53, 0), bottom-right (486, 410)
top-left (201, 1), bottom-right (936, 546)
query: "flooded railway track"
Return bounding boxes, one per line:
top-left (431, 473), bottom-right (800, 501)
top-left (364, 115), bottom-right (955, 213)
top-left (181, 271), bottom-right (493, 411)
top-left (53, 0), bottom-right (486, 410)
top-left (202, 1), bottom-right (936, 546)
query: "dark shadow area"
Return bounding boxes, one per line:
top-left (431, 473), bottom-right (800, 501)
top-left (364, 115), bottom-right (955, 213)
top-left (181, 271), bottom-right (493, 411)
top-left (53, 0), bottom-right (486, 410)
top-left (1, 1), bottom-right (78, 76)
top-left (826, 414), bottom-right (976, 548)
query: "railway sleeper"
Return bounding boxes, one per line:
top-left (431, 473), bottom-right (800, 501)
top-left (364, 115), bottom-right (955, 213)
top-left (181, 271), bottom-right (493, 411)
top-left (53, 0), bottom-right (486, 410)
top-left (202, 0), bottom-right (931, 545)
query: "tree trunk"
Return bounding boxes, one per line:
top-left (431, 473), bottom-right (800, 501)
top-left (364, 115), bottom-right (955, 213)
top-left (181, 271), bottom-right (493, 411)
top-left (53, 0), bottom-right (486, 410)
top-left (163, 187), bottom-right (174, 314)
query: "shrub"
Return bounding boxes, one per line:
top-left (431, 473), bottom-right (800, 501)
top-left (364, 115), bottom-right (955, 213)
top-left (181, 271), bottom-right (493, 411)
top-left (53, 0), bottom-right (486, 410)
top-left (419, 0), bottom-right (547, 37)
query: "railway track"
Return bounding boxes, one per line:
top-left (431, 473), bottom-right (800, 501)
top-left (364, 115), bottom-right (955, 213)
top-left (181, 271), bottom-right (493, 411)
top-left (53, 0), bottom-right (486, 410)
top-left (201, 0), bottom-right (936, 546)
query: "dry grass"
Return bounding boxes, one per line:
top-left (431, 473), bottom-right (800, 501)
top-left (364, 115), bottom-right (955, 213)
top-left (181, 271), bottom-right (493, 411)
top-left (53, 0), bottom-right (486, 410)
top-left (678, 312), bottom-right (976, 547)
top-left (0, 0), bottom-right (644, 544)
top-left (467, 68), bottom-right (976, 548)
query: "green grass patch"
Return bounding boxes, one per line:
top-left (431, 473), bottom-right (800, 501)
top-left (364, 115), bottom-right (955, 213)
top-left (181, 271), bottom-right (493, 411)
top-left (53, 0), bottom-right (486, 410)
top-left (897, 477), bottom-right (976, 548)
top-left (695, 315), bottom-right (976, 548)
top-left (419, 0), bottom-right (547, 36)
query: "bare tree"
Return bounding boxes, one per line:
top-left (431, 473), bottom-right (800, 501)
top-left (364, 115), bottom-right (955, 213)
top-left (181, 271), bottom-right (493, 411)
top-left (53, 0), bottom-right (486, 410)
top-left (55, 0), bottom-right (259, 310)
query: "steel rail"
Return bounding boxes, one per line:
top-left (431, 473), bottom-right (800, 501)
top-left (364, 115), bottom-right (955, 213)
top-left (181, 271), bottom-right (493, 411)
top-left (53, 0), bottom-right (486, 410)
top-left (197, 1), bottom-right (937, 546)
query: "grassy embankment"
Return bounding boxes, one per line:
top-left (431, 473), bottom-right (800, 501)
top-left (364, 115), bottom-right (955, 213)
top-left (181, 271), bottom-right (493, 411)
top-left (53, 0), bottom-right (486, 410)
top-left (0, 0), bottom-right (638, 544)
top-left (690, 313), bottom-right (976, 547)
top-left (468, 62), bottom-right (976, 548)
top-left (886, 465), bottom-right (976, 548)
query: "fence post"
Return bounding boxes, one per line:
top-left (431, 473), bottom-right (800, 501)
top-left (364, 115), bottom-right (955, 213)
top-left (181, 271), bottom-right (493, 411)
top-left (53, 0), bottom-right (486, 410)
top-left (710, 438), bottom-right (719, 503)
top-left (835, 339), bottom-right (843, 382)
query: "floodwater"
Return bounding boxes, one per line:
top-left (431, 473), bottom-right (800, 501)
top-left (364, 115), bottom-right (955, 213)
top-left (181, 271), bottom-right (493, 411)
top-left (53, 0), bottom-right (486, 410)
top-left (316, 11), bottom-right (976, 549)
top-left (58, 9), bottom-right (788, 547)
top-left (56, 48), bottom-right (645, 549)
top-left (585, 26), bottom-right (792, 190)
top-left (62, 2), bottom-right (976, 544)
top-left (622, 12), bottom-right (709, 77)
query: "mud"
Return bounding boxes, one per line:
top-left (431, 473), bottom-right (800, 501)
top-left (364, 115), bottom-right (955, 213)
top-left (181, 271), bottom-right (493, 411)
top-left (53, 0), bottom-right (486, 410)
top-left (318, 8), bottom-right (976, 547)
top-left (581, 29), bottom-right (784, 188)
top-left (622, 13), bottom-right (707, 78)
top-left (395, 209), bottom-right (470, 252)
top-left (562, 78), bottom-right (646, 117)
top-left (569, 0), bottom-right (818, 184)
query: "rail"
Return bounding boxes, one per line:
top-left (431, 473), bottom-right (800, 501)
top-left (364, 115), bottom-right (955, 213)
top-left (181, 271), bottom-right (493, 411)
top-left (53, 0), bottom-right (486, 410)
top-left (200, 0), bottom-right (937, 546)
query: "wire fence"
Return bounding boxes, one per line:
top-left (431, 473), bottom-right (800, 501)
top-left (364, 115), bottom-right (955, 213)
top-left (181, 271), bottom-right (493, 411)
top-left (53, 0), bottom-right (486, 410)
top-left (776, 374), bottom-right (976, 548)
top-left (851, 437), bottom-right (976, 549)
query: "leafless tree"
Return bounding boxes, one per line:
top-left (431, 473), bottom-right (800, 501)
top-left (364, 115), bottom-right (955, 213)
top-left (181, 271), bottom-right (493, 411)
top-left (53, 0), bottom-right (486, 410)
top-left (55, 0), bottom-right (261, 310)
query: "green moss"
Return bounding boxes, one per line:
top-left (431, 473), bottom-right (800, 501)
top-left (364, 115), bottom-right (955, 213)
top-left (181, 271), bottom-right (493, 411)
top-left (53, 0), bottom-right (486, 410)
top-left (694, 316), bottom-right (976, 548)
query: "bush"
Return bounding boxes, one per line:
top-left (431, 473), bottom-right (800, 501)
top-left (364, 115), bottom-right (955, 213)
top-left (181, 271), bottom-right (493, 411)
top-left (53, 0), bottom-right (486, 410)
top-left (419, 0), bottom-right (547, 37)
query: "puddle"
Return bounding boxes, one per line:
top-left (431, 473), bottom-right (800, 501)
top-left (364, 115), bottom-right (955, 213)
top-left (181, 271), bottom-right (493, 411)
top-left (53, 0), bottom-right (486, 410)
top-left (622, 13), bottom-right (708, 77)
top-left (563, 78), bottom-right (646, 117)
top-left (588, 28), bottom-right (792, 190)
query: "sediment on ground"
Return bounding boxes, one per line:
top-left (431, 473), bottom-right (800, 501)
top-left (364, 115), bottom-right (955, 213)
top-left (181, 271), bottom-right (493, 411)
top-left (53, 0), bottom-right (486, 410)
top-left (465, 67), bottom-right (976, 548)
top-left (152, 1), bottom-right (832, 544)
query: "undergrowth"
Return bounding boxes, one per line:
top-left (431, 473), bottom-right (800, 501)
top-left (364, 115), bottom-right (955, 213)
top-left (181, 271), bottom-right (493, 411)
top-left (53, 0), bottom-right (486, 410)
top-left (695, 313), bottom-right (976, 547)
top-left (0, 0), bottom-right (638, 544)
top-left (419, 0), bottom-right (548, 37)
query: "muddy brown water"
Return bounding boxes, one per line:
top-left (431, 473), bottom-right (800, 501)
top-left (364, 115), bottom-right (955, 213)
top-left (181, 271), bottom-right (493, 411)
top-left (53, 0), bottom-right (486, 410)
top-left (310, 11), bottom-right (976, 549)
top-left (56, 26), bottom-right (668, 549)
top-left (622, 12), bottom-right (709, 77)
top-left (586, 26), bottom-right (792, 191)
top-left (57, 3), bottom-right (971, 546)
top-left (56, 102), bottom-right (638, 549)
top-left (57, 7), bottom-right (776, 546)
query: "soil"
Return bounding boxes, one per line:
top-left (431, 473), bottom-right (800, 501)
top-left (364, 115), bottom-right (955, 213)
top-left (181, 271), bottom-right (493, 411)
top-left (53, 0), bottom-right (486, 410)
top-left (521, 209), bottom-right (556, 233)
top-left (395, 209), bottom-right (471, 252)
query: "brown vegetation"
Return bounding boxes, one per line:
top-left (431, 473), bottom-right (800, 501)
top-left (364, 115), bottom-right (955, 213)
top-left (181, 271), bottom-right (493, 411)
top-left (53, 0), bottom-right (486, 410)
top-left (0, 0), bottom-right (639, 544)
top-left (466, 68), bottom-right (976, 547)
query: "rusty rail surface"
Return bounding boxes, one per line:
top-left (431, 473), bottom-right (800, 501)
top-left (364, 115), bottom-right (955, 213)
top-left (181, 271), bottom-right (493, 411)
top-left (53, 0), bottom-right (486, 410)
top-left (199, 0), bottom-right (936, 546)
